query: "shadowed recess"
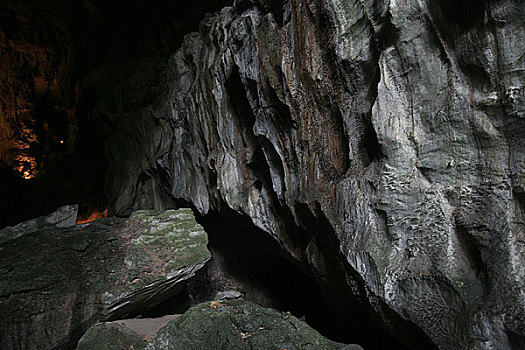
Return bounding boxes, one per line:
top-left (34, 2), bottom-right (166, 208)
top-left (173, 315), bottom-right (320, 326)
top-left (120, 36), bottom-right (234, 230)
top-left (196, 202), bottom-right (437, 350)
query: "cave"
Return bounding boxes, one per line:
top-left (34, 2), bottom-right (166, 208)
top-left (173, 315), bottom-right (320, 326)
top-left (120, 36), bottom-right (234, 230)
top-left (1, 0), bottom-right (524, 350)
top-left (0, 0), bottom-right (232, 227)
top-left (195, 204), bottom-right (437, 350)
top-left (438, 0), bottom-right (486, 31)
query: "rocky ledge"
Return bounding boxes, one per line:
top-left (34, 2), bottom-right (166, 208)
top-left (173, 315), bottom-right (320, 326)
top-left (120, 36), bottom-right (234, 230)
top-left (1, 207), bottom-right (364, 350)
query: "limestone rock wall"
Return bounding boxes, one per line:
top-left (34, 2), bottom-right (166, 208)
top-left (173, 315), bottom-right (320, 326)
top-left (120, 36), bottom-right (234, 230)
top-left (107, 0), bottom-right (525, 348)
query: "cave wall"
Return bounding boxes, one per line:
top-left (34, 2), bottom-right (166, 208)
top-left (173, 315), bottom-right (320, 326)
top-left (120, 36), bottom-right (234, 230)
top-left (106, 0), bottom-right (525, 348)
top-left (0, 0), bottom-right (233, 227)
top-left (0, 0), bottom-right (86, 226)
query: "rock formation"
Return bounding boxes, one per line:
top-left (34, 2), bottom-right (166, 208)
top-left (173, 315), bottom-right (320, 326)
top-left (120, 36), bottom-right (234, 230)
top-left (1, 0), bottom-right (523, 348)
top-left (78, 300), bottom-right (363, 350)
top-left (105, 0), bottom-right (525, 349)
top-left (0, 0), bottom-right (232, 227)
top-left (0, 204), bottom-right (78, 243)
top-left (0, 208), bottom-right (211, 350)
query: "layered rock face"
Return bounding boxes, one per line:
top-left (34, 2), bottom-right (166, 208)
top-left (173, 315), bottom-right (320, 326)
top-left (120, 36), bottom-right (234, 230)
top-left (107, 0), bottom-right (525, 348)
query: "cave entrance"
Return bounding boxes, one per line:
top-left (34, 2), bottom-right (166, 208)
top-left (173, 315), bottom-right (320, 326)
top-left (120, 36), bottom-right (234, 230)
top-left (96, 203), bottom-right (436, 350)
top-left (195, 204), bottom-right (436, 350)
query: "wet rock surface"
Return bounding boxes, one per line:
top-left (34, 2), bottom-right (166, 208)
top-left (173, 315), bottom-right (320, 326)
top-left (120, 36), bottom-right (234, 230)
top-left (78, 300), bottom-right (362, 350)
top-left (0, 208), bottom-right (210, 350)
top-left (105, 0), bottom-right (525, 348)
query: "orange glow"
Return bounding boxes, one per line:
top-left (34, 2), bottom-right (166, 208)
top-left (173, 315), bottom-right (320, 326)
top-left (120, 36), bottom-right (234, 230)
top-left (15, 155), bottom-right (38, 179)
top-left (76, 209), bottom-right (109, 224)
top-left (12, 127), bottom-right (39, 180)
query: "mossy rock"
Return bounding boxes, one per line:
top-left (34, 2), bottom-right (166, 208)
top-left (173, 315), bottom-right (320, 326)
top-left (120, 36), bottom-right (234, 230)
top-left (76, 322), bottom-right (147, 350)
top-left (129, 208), bottom-right (210, 273)
top-left (0, 208), bottom-right (211, 350)
top-left (147, 300), bottom-right (356, 350)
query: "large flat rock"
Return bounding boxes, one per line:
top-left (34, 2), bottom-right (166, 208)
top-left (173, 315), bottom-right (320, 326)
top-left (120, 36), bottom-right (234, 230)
top-left (0, 208), bottom-right (209, 350)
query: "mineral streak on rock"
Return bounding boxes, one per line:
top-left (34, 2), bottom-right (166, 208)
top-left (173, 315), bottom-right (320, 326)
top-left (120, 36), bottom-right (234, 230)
top-left (106, 0), bottom-right (525, 348)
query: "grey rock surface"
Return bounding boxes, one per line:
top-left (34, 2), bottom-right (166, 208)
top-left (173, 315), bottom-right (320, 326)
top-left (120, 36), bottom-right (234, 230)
top-left (0, 204), bottom-right (78, 243)
top-left (106, 0), bottom-right (525, 348)
top-left (79, 300), bottom-right (361, 350)
top-left (0, 209), bottom-right (210, 350)
top-left (76, 322), bottom-right (148, 350)
top-left (76, 315), bottom-right (181, 350)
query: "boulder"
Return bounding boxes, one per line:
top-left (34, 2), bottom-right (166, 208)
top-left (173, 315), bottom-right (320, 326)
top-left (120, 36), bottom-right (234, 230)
top-left (0, 204), bottom-right (78, 243)
top-left (147, 300), bottom-right (360, 350)
top-left (76, 322), bottom-right (148, 350)
top-left (0, 208), bottom-right (210, 350)
top-left (78, 300), bottom-right (363, 350)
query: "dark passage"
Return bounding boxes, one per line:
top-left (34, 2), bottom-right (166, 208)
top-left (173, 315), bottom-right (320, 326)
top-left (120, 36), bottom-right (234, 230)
top-left (195, 203), bottom-right (437, 350)
top-left (0, 0), bottom-right (234, 228)
top-left (438, 0), bottom-right (486, 31)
